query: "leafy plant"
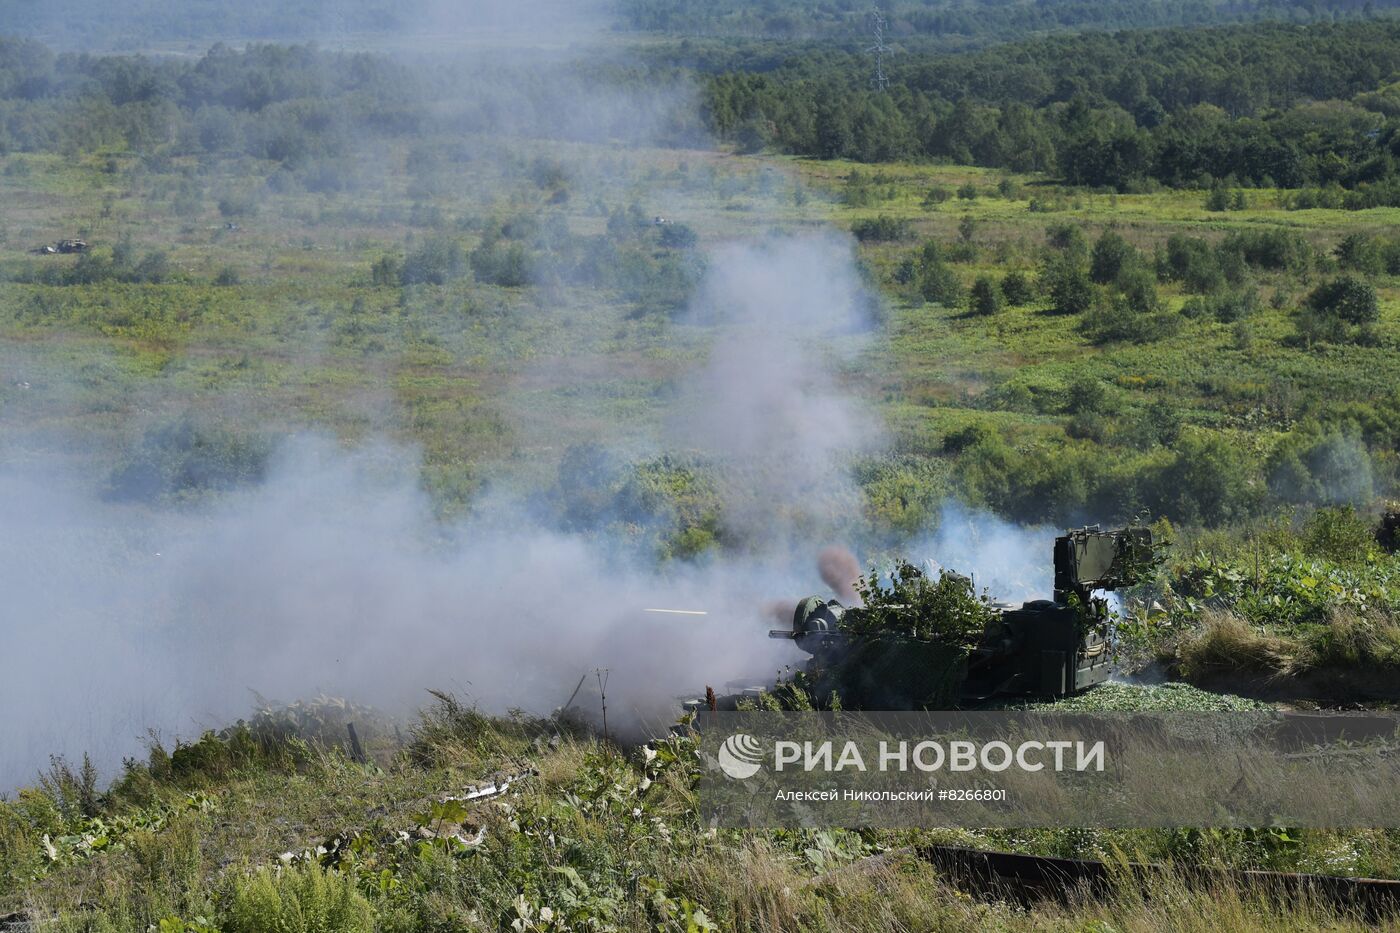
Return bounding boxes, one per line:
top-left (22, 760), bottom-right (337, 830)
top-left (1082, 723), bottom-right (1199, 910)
top-left (843, 561), bottom-right (998, 650)
top-left (223, 863), bottom-right (374, 933)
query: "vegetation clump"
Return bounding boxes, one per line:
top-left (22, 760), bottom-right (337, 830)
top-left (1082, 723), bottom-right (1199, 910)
top-left (843, 561), bottom-right (998, 651)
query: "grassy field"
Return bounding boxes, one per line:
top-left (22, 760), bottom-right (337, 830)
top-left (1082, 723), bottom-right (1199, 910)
top-left (6, 692), bottom-right (1400, 931)
top-left (5, 130), bottom-right (1400, 929)
top-left (5, 147), bottom-right (1398, 504)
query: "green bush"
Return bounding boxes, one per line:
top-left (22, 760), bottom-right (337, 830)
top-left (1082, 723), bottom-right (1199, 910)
top-left (1181, 288), bottom-right (1257, 323)
top-left (845, 562), bottom-right (997, 650)
top-left (1221, 228), bottom-right (1311, 273)
top-left (403, 234), bottom-right (465, 285)
top-left (855, 456), bottom-right (950, 538)
top-left (1000, 269), bottom-right (1035, 305)
top-left (1080, 294), bottom-right (1181, 344)
top-left (1145, 433), bottom-right (1261, 526)
top-left (1267, 426), bottom-right (1375, 506)
top-left (658, 222), bottom-right (698, 248)
top-left (1114, 264), bottom-right (1161, 313)
top-left (223, 864), bottom-right (373, 933)
top-left (968, 275), bottom-right (1002, 315)
top-left (920, 184), bottom-right (952, 208)
top-left (1044, 256), bottom-right (1094, 315)
top-left (851, 215), bottom-right (912, 242)
top-left (1089, 229), bottom-right (1136, 284)
top-left (915, 241), bottom-right (964, 306)
top-left (469, 236), bottom-right (529, 287)
top-left (1335, 232), bottom-right (1388, 275)
top-left (1304, 274), bottom-right (1379, 330)
top-left (1301, 506), bottom-right (1378, 564)
top-left (1157, 234), bottom-right (1223, 293)
top-left (105, 420), bottom-right (270, 503)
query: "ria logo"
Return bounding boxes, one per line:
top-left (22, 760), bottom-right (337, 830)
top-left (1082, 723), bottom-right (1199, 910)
top-left (717, 733), bottom-right (764, 779)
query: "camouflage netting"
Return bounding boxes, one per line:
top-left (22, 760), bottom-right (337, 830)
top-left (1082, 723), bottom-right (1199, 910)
top-left (821, 638), bottom-right (970, 710)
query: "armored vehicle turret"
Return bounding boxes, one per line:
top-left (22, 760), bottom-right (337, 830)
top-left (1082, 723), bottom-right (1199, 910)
top-left (693, 526), bottom-right (1154, 711)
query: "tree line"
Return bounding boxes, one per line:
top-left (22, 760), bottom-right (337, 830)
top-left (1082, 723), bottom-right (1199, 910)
top-left (700, 20), bottom-right (1400, 198)
top-left (621, 0), bottom-right (1393, 41)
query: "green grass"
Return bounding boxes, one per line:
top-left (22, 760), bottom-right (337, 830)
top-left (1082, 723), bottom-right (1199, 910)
top-left (5, 698), bottom-right (1398, 932)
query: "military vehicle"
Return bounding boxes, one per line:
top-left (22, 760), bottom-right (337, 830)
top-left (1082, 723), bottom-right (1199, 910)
top-left (693, 525), bottom-right (1154, 711)
top-left (32, 238), bottom-right (88, 255)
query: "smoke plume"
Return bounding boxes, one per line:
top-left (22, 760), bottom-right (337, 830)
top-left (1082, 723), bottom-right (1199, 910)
top-left (0, 234), bottom-right (882, 792)
top-left (817, 546), bottom-right (862, 604)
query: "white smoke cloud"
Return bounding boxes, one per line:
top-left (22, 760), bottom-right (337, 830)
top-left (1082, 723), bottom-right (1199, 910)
top-left (0, 434), bottom-right (825, 791)
top-left (0, 234), bottom-right (884, 793)
top-left (0, 3), bottom-right (1054, 795)
top-left (906, 502), bottom-right (1056, 604)
top-left (672, 234), bottom-right (883, 545)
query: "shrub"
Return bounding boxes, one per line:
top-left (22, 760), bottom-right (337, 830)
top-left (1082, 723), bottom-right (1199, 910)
top-left (1146, 433), bottom-right (1260, 526)
top-left (1301, 607), bottom-right (1400, 669)
top-left (1301, 506), bottom-right (1377, 564)
top-left (1221, 229), bottom-right (1311, 273)
top-left (1089, 230), bottom-right (1135, 284)
top-left (1306, 275), bottom-right (1379, 326)
top-left (1267, 427), bottom-right (1375, 506)
top-left (1335, 232), bottom-right (1387, 275)
top-left (1380, 504), bottom-right (1400, 554)
top-left (1157, 234), bottom-right (1223, 293)
top-left (468, 237), bottom-right (529, 287)
top-left (856, 456), bottom-right (950, 538)
top-left (1204, 185), bottom-right (1233, 211)
top-left (1064, 375), bottom-right (1117, 416)
top-left (846, 562), bottom-right (997, 650)
top-left (1044, 257), bottom-right (1094, 315)
top-left (105, 420), bottom-right (270, 503)
top-left (223, 864), bottom-right (374, 933)
top-left (916, 242), bottom-right (964, 306)
top-left (1080, 295), bottom-right (1181, 344)
top-left (1000, 270), bottom-right (1035, 305)
top-left (369, 254), bottom-right (401, 286)
top-left (402, 235), bottom-right (465, 286)
top-left (920, 185), bottom-right (952, 208)
top-left (851, 215), bottom-right (913, 242)
top-left (1115, 265), bottom-right (1161, 314)
top-left (1122, 398), bottom-right (1183, 449)
top-left (658, 222), bottom-right (698, 249)
top-left (1181, 288), bottom-right (1257, 323)
top-left (1044, 222), bottom-right (1087, 256)
top-left (941, 422), bottom-right (995, 453)
top-left (968, 275), bottom-right (1002, 316)
top-left (217, 192), bottom-right (257, 218)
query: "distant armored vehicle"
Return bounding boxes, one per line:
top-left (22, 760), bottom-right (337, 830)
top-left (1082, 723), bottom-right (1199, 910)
top-left (33, 238), bottom-right (88, 255)
top-left (694, 526), bottom-right (1154, 711)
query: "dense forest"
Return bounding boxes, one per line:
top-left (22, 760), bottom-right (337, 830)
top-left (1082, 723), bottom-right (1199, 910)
top-left (0, 40), bottom-right (422, 161)
top-left (0, 38), bottom-right (706, 172)
top-left (3, 0), bottom-right (1394, 50)
top-left (700, 19), bottom-right (1400, 199)
top-left (10, 15), bottom-right (1400, 203)
top-left (621, 0), bottom-right (1395, 40)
